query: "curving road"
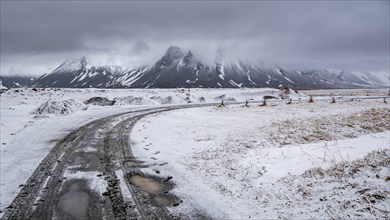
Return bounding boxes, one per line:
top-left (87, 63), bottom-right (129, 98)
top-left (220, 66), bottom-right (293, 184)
top-left (1, 104), bottom-right (216, 220)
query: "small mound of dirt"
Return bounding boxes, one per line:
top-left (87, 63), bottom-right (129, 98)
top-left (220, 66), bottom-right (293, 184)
top-left (263, 95), bottom-right (277, 100)
top-left (32, 99), bottom-right (87, 115)
top-left (198, 97), bottom-right (206, 103)
top-left (84, 97), bottom-right (115, 106)
top-left (114, 96), bottom-right (150, 105)
top-left (150, 96), bottom-right (174, 104)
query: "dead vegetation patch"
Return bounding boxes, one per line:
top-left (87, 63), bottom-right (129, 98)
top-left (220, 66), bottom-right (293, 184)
top-left (268, 108), bottom-right (390, 147)
top-left (268, 149), bottom-right (390, 219)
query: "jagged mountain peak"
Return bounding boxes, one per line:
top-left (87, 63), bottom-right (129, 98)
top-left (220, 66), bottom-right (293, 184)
top-left (30, 45), bottom-right (388, 89)
top-left (164, 46), bottom-right (185, 61)
top-left (80, 56), bottom-right (88, 66)
top-left (182, 50), bottom-right (197, 65)
top-left (185, 50), bottom-right (193, 57)
top-left (52, 56), bottom-right (89, 74)
top-left (154, 46), bottom-right (186, 70)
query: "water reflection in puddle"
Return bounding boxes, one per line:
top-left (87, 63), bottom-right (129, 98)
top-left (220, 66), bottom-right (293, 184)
top-left (58, 183), bottom-right (89, 220)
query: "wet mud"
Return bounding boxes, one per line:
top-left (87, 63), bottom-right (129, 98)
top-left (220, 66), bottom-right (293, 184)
top-left (56, 181), bottom-right (91, 220)
top-left (127, 173), bottom-right (181, 208)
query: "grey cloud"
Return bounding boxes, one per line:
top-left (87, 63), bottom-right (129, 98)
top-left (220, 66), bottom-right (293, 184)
top-left (0, 1), bottom-right (389, 76)
top-left (132, 41), bottom-right (151, 54)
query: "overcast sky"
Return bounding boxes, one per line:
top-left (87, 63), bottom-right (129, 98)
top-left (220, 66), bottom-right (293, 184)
top-left (1, 0), bottom-right (389, 77)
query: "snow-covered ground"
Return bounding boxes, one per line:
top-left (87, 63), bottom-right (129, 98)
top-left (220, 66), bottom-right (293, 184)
top-left (0, 87), bottom-right (389, 218)
top-left (131, 99), bottom-right (390, 219)
top-left (303, 88), bottom-right (389, 96)
top-left (0, 87), bottom-right (301, 213)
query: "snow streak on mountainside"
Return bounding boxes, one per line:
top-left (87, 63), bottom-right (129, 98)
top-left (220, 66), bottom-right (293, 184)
top-left (29, 46), bottom-right (389, 89)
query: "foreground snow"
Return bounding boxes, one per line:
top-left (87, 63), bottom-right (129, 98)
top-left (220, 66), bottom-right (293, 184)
top-left (0, 88), bottom-right (388, 218)
top-left (0, 87), bottom-right (300, 213)
top-left (131, 100), bottom-right (389, 219)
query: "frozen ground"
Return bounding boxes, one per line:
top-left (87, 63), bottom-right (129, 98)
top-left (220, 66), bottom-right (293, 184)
top-left (0, 87), bottom-right (300, 214)
top-left (0, 87), bottom-right (389, 219)
top-left (131, 99), bottom-right (390, 219)
top-left (303, 88), bottom-right (389, 97)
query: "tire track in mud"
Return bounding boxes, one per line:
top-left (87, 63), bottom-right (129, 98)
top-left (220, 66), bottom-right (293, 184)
top-left (113, 114), bottom-right (177, 219)
top-left (1, 112), bottom-right (128, 220)
top-left (1, 118), bottom-right (102, 220)
top-left (1, 104), bottom-right (217, 220)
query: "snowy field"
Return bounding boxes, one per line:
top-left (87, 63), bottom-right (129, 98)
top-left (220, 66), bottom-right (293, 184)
top-left (0, 87), bottom-right (389, 218)
top-left (0, 87), bottom-right (301, 213)
top-left (303, 88), bottom-right (389, 97)
top-left (131, 97), bottom-right (390, 218)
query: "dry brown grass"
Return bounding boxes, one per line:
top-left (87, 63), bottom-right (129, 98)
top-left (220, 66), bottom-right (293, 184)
top-left (267, 108), bottom-right (390, 147)
top-left (269, 149), bottom-right (390, 219)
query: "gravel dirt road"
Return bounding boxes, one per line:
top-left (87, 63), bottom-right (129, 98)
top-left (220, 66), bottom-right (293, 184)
top-left (1, 104), bottom-right (215, 220)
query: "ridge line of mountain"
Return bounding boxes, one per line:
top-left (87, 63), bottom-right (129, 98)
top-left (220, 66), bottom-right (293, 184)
top-left (1, 46), bottom-right (388, 89)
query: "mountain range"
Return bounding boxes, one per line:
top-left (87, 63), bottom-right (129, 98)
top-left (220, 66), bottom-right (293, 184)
top-left (1, 46), bottom-right (388, 89)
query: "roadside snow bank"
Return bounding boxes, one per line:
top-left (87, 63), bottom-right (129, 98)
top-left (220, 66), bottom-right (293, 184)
top-left (32, 99), bottom-right (87, 115)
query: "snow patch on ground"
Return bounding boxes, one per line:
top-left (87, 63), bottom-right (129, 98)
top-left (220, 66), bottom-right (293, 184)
top-left (131, 100), bottom-right (390, 218)
top-left (269, 149), bottom-right (390, 219)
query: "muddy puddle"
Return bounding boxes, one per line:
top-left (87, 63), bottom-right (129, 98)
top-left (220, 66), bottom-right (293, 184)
top-left (128, 174), bottom-right (180, 207)
top-left (130, 175), bottom-right (164, 194)
top-left (58, 183), bottom-right (89, 220)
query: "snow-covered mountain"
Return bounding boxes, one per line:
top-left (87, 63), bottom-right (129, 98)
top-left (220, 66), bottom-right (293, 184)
top-left (0, 67), bottom-right (36, 88)
top-left (33, 56), bottom-right (125, 88)
top-left (0, 76), bottom-right (36, 88)
top-left (31, 46), bottom-right (388, 89)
